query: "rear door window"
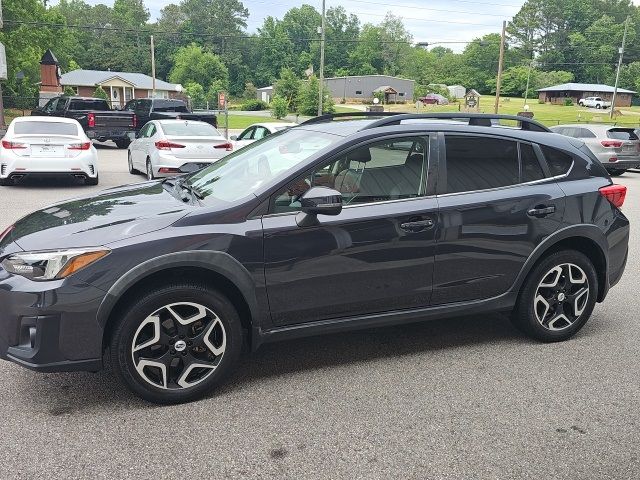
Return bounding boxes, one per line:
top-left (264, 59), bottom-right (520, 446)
top-left (444, 136), bottom-right (519, 193)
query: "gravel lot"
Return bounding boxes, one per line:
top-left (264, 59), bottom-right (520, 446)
top-left (0, 144), bottom-right (639, 479)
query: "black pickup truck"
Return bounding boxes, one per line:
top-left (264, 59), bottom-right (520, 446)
top-left (123, 98), bottom-right (218, 132)
top-left (32, 96), bottom-right (137, 148)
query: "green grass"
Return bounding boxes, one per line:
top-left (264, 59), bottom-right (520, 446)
top-left (380, 97), bottom-right (640, 127)
top-left (219, 114), bottom-right (281, 129)
top-left (333, 105), bottom-right (363, 113)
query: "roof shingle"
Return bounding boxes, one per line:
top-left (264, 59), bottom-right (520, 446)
top-left (60, 69), bottom-right (181, 92)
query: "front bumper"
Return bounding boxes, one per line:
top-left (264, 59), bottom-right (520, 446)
top-left (0, 264), bottom-right (107, 372)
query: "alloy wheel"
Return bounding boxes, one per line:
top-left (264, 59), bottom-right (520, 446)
top-left (146, 161), bottom-right (153, 180)
top-left (534, 263), bottom-right (590, 331)
top-left (131, 302), bottom-right (226, 390)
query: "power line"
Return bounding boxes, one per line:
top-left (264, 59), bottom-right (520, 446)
top-left (336, 0), bottom-right (523, 12)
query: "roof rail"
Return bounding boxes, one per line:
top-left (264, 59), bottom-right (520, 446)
top-left (300, 111), bottom-right (402, 125)
top-left (360, 113), bottom-right (552, 133)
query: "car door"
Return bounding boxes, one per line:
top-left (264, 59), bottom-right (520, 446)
top-left (262, 134), bottom-right (439, 326)
top-left (431, 134), bottom-right (566, 305)
top-left (132, 123), bottom-right (154, 169)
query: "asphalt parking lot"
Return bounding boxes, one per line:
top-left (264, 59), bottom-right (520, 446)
top-left (0, 144), bottom-right (639, 479)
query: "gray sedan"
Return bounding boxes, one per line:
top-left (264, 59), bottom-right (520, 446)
top-left (551, 124), bottom-right (640, 176)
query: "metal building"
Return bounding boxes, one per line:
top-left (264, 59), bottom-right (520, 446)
top-left (324, 75), bottom-right (415, 103)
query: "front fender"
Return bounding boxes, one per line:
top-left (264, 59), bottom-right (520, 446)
top-left (95, 250), bottom-right (261, 330)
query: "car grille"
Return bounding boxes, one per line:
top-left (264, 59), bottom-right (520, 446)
top-left (1, 164), bottom-right (6, 176)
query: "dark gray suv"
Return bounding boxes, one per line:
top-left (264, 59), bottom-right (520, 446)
top-left (0, 113), bottom-right (630, 403)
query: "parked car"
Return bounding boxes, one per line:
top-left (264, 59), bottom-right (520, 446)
top-left (124, 99), bottom-right (218, 134)
top-left (31, 96), bottom-right (136, 149)
top-left (419, 94), bottom-right (449, 105)
top-left (578, 97), bottom-right (611, 109)
top-left (128, 120), bottom-right (232, 180)
top-left (0, 116), bottom-right (99, 186)
top-left (231, 122), bottom-right (296, 150)
top-left (0, 113), bottom-right (629, 404)
top-left (550, 124), bottom-right (640, 176)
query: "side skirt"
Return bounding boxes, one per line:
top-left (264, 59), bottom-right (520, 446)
top-left (252, 292), bottom-right (517, 351)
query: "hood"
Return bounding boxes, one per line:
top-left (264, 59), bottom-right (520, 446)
top-left (8, 182), bottom-right (193, 251)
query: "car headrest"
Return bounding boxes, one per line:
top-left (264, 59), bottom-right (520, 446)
top-left (347, 147), bottom-right (372, 163)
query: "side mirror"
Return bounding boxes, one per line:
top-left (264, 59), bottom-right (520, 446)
top-left (230, 135), bottom-right (238, 140)
top-left (300, 186), bottom-right (343, 216)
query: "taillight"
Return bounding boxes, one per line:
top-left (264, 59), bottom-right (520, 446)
top-left (68, 142), bottom-right (91, 150)
top-left (601, 140), bottom-right (623, 148)
top-left (158, 167), bottom-right (180, 174)
top-left (599, 184), bottom-right (627, 208)
top-left (155, 140), bottom-right (185, 150)
top-left (87, 113), bottom-right (96, 128)
top-left (132, 115), bottom-right (137, 128)
top-left (214, 142), bottom-right (233, 152)
top-left (1, 140), bottom-right (27, 149)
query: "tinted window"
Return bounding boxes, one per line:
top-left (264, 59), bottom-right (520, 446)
top-left (14, 121), bottom-right (78, 136)
top-left (578, 128), bottom-right (596, 138)
top-left (541, 146), bottom-right (573, 176)
top-left (607, 128), bottom-right (638, 140)
top-left (153, 100), bottom-right (188, 113)
top-left (160, 122), bottom-right (221, 136)
top-left (238, 127), bottom-right (255, 140)
top-left (272, 137), bottom-right (428, 213)
top-left (520, 143), bottom-right (545, 182)
top-left (445, 136), bottom-right (519, 193)
top-left (68, 99), bottom-right (110, 111)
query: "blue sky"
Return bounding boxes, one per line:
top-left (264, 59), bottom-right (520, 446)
top-left (51, 0), bottom-right (527, 51)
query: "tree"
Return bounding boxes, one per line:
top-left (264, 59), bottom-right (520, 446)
top-left (93, 86), bottom-right (109, 100)
top-left (271, 96), bottom-right (289, 119)
top-left (169, 44), bottom-right (229, 91)
top-left (274, 68), bottom-right (302, 111)
top-left (184, 82), bottom-right (206, 108)
top-left (296, 75), bottom-right (334, 116)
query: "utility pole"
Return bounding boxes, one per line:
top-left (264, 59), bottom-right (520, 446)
top-left (523, 59), bottom-right (537, 108)
top-left (150, 35), bottom-right (156, 98)
top-left (611, 16), bottom-right (630, 119)
top-left (494, 20), bottom-right (507, 114)
top-left (317, 0), bottom-right (326, 117)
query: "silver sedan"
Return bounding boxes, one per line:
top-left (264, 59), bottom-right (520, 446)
top-left (128, 120), bottom-right (232, 179)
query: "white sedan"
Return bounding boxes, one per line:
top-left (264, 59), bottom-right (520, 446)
top-left (128, 120), bottom-right (232, 180)
top-left (0, 116), bottom-right (99, 186)
top-left (231, 122), bottom-right (296, 150)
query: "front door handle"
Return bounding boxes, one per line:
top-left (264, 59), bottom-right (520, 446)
top-left (400, 219), bottom-right (434, 233)
top-left (527, 205), bottom-right (556, 217)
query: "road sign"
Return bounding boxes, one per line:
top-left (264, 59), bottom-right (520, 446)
top-left (218, 92), bottom-right (226, 109)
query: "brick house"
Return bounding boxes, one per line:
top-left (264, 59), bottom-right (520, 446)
top-left (537, 83), bottom-right (635, 107)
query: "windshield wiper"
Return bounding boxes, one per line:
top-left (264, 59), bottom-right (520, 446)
top-left (178, 179), bottom-right (204, 201)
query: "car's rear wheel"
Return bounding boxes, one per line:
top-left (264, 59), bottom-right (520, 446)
top-left (146, 159), bottom-right (155, 180)
top-left (512, 250), bottom-right (597, 342)
top-left (579, 102), bottom-right (584, 107)
top-left (110, 283), bottom-right (243, 404)
top-left (128, 152), bottom-right (138, 174)
top-left (607, 168), bottom-right (626, 177)
top-left (115, 139), bottom-right (130, 149)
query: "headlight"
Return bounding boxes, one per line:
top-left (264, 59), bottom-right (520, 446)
top-left (1, 248), bottom-right (110, 281)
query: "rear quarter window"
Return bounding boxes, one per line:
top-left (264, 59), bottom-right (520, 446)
top-left (540, 146), bottom-right (574, 176)
top-left (607, 128), bottom-right (638, 140)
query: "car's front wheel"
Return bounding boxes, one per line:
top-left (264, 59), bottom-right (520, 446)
top-left (146, 159), bottom-right (155, 180)
top-left (128, 152), bottom-right (139, 174)
top-left (109, 283), bottom-right (243, 404)
top-left (512, 250), bottom-right (597, 342)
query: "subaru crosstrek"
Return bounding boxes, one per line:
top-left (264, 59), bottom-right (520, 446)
top-left (0, 113), bottom-right (629, 404)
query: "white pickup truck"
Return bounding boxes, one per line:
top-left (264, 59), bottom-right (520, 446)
top-left (578, 97), bottom-right (611, 109)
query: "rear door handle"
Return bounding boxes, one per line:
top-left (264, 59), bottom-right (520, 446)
top-left (527, 205), bottom-right (556, 217)
top-left (400, 219), bottom-right (434, 233)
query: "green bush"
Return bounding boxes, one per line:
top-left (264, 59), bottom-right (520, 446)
top-left (93, 86), bottom-right (109, 101)
top-left (241, 99), bottom-right (268, 111)
top-left (563, 98), bottom-right (573, 106)
top-left (270, 96), bottom-right (289, 119)
top-left (63, 86), bottom-right (76, 96)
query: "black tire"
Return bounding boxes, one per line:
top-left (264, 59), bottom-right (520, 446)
top-left (128, 152), bottom-right (138, 174)
top-left (109, 283), bottom-right (243, 404)
top-left (511, 250), bottom-right (597, 342)
top-left (579, 102), bottom-right (584, 107)
top-left (146, 159), bottom-right (155, 180)
top-left (85, 174), bottom-right (99, 185)
top-left (115, 139), bottom-right (131, 149)
top-left (607, 168), bottom-right (626, 177)
top-left (596, 104), bottom-right (602, 109)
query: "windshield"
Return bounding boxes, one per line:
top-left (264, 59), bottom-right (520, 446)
top-left (185, 128), bottom-right (338, 204)
top-left (14, 121), bottom-right (78, 136)
top-left (161, 122), bottom-right (221, 137)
